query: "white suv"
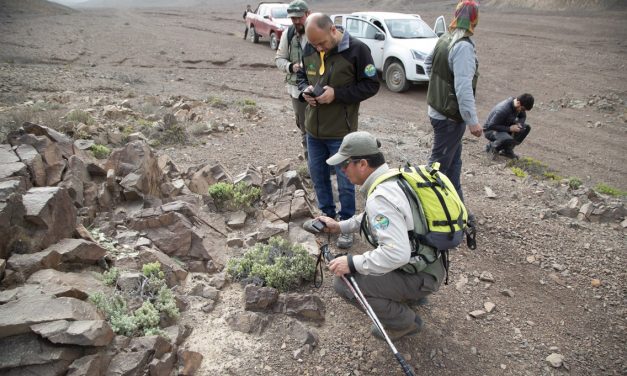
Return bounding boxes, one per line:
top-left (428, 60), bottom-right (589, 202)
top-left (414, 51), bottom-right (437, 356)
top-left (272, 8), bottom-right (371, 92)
top-left (331, 12), bottom-right (447, 93)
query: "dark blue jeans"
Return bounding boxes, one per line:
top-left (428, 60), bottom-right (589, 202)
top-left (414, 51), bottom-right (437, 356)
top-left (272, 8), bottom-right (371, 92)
top-left (427, 117), bottom-right (466, 202)
top-left (306, 134), bottom-right (355, 220)
top-left (485, 124), bottom-right (531, 151)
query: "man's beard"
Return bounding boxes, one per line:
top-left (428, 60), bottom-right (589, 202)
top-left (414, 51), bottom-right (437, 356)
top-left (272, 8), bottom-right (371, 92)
top-left (295, 24), bottom-right (305, 34)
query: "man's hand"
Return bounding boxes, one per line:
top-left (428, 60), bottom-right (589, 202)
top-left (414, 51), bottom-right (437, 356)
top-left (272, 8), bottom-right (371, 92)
top-left (315, 86), bottom-right (335, 104)
top-left (468, 123), bottom-right (482, 137)
top-left (328, 255), bottom-right (350, 276)
top-left (317, 216), bottom-right (340, 233)
top-left (302, 85), bottom-right (318, 106)
top-left (509, 123), bottom-right (522, 133)
top-left (291, 63), bottom-right (301, 73)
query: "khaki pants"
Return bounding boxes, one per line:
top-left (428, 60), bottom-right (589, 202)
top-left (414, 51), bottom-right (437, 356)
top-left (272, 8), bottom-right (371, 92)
top-left (291, 97), bottom-right (307, 149)
top-left (333, 269), bottom-right (441, 330)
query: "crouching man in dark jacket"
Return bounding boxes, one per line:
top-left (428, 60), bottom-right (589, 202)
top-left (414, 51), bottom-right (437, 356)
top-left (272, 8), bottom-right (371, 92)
top-left (483, 93), bottom-right (534, 159)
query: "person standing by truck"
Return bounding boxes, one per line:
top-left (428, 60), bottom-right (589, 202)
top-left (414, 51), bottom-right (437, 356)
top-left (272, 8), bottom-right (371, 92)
top-left (274, 0), bottom-right (311, 156)
top-left (243, 4), bottom-right (252, 40)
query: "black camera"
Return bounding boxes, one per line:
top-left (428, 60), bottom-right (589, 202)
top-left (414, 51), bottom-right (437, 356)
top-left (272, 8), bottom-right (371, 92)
top-left (311, 219), bottom-right (326, 232)
top-left (305, 83), bottom-right (326, 98)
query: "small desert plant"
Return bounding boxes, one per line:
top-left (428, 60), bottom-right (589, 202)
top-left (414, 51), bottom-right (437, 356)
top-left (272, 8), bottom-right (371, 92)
top-left (208, 96), bottom-right (228, 109)
top-left (89, 227), bottom-right (118, 253)
top-left (297, 164), bottom-right (310, 179)
top-left (594, 183), bottom-right (627, 197)
top-left (510, 167), bottom-right (527, 178)
top-left (65, 109), bottom-right (94, 125)
top-left (90, 144), bottom-right (111, 159)
top-left (102, 267), bottom-right (120, 286)
top-left (208, 182), bottom-right (261, 211)
top-left (568, 177), bottom-right (583, 190)
top-left (240, 99), bottom-right (256, 107)
top-left (542, 171), bottom-right (563, 181)
top-left (226, 237), bottom-right (316, 292)
top-left (89, 262), bottom-right (179, 337)
top-left (156, 122), bottom-right (187, 145)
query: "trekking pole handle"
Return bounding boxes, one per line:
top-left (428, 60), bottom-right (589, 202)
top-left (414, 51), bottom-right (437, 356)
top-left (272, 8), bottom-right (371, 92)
top-left (395, 353), bottom-right (416, 376)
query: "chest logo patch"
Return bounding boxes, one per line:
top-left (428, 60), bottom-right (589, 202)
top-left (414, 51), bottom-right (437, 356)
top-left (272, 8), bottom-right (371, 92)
top-left (372, 214), bottom-right (390, 230)
top-left (364, 64), bottom-right (376, 77)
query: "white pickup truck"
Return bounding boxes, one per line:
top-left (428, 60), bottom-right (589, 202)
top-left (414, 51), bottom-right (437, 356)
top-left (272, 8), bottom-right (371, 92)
top-left (331, 12), bottom-right (447, 92)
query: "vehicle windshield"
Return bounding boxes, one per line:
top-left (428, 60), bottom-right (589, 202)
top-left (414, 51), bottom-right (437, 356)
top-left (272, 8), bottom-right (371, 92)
top-left (384, 19), bottom-right (437, 39)
top-left (271, 6), bottom-right (288, 18)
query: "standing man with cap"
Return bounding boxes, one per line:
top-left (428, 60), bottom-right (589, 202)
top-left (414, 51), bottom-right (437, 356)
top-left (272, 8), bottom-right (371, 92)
top-left (243, 4), bottom-right (252, 40)
top-left (425, 1), bottom-right (481, 209)
top-left (275, 0), bottom-right (311, 157)
top-left (311, 131), bottom-right (446, 340)
top-left (298, 13), bottom-right (380, 249)
top-left (484, 93), bottom-right (534, 159)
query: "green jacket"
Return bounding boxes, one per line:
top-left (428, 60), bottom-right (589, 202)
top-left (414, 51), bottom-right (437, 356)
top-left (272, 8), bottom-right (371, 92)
top-left (426, 33), bottom-right (479, 123)
top-left (297, 32), bottom-right (379, 139)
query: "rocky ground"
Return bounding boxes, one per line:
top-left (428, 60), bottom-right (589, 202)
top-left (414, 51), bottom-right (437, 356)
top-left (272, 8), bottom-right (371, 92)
top-left (0, 1), bottom-right (625, 375)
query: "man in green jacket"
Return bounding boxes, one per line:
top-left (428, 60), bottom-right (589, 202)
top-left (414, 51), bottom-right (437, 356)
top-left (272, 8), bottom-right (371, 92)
top-left (297, 13), bottom-right (379, 249)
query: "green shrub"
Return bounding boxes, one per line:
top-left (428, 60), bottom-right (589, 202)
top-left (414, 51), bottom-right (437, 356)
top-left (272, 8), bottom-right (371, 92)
top-left (90, 262), bottom-right (179, 337)
top-left (510, 167), bottom-right (527, 178)
top-left (568, 177), bottom-right (583, 190)
top-left (594, 183), bottom-right (627, 197)
top-left (134, 301), bottom-right (161, 331)
top-left (542, 171), bottom-right (563, 181)
top-left (297, 164), bottom-right (310, 179)
top-left (90, 144), bottom-right (111, 159)
top-left (208, 96), bottom-right (228, 109)
top-left (89, 227), bottom-right (117, 253)
top-left (102, 267), bottom-right (120, 286)
top-left (208, 182), bottom-right (261, 211)
top-left (241, 99), bottom-right (256, 106)
top-left (226, 237), bottom-right (316, 292)
top-left (156, 122), bottom-right (187, 145)
top-left (65, 109), bottom-right (94, 125)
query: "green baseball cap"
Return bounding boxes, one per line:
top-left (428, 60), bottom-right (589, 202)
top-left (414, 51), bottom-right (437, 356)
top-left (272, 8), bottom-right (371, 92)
top-left (326, 131), bottom-right (381, 165)
top-left (287, 0), bottom-right (309, 17)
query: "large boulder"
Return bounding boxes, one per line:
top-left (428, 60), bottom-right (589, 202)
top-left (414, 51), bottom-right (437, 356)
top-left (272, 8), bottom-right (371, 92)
top-left (273, 293), bottom-right (326, 322)
top-left (27, 269), bottom-right (107, 299)
top-left (22, 187), bottom-right (77, 251)
top-left (105, 336), bottom-right (172, 376)
top-left (0, 189), bottom-right (27, 259)
top-left (105, 141), bottom-right (164, 199)
top-left (22, 122), bottom-right (74, 159)
top-left (187, 163), bottom-right (232, 195)
top-left (7, 248), bottom-right (62, 279)
top-left (31, 319), bottom-right (114, 347)
top-left (60, 155), bottom-right (90, 208)
top-left (15, 144), bottom-right (47, 187)
top-left (0, 333), bottom-right (82, 372)
top-left (0, 295), bottom-right (103, 338)
top-left (67, 354), bottom-right (107, 376)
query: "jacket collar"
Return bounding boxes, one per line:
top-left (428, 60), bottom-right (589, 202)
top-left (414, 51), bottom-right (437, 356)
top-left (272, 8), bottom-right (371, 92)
top-left (359, 163), bottom-right (390, 198)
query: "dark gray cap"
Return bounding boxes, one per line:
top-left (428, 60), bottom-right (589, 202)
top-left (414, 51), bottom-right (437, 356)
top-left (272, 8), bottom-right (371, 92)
top-left (287, 0), bottom-right (308, 17)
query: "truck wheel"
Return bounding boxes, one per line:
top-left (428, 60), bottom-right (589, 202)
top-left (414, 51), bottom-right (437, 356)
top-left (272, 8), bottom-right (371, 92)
top-left (385, 62), bottom-right (411, 93)
top-left (249, 26), bottom-right (259, 43)
top-left (270, 32), bottom-right (278, 50)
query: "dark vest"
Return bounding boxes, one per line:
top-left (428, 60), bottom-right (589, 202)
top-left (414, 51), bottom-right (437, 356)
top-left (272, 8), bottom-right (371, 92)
top-left (426, 34), bottom-right (479, 122)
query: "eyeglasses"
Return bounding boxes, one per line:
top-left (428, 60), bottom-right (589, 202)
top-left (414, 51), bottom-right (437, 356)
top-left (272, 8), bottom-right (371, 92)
top-left (340, 158), bottom-right (360, 169)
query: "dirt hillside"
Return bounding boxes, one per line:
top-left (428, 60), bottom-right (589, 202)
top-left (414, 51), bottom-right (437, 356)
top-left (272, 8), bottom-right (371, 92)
top-left (0, 0), bottom-right (625, 375)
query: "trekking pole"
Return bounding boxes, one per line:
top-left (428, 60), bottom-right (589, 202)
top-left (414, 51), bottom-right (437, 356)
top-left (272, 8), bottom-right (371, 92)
top-left (319, 242), bottom-right (416, 376)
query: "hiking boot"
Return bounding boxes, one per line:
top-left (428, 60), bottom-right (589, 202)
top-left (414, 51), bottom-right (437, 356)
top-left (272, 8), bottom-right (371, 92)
top-left (485, 143), bottom-right (497, 160)
top-left (500, 149), bottom-right (519, 159)
top-left (336, 233), bottom-right (353, 249)
top-left (371, 315), bottom-right (424, 341)
top-left (407, 297), bottom-right (429, 308)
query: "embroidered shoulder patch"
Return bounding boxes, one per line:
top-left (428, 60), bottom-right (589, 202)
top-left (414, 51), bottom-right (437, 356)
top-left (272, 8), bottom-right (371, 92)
top-left (364, 64), bottom-right (376, 77)
top-left (372, 214), bottom-right (390, 230)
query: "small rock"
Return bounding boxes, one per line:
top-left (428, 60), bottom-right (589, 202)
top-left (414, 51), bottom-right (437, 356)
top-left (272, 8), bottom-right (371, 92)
top-left (552, 263), bottom-right (566, 271)
top-left (546, 353), bottom-right (564, 368)
top-left (484, 302), bottom-right (496, 313)
top-left (484, 186), bottom-right (497, 199)
top-left (500, 289), bottom-right (514, 297)
top-left (591, 279), bottom-right (601, 288)
top-left (479, 271), bottom-right (495, 282)
top-left (469, 310), bottom-right (487, 319)
top-left (201, 300), bottom-right (216, 313)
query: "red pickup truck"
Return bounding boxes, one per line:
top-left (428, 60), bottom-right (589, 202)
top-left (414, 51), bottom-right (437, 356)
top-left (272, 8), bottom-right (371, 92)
top-left (245, 2), bottom-right (291, 50)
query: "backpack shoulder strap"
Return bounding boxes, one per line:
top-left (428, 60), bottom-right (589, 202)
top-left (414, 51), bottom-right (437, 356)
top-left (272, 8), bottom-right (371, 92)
top-left (366, 169), bottom-right (402, 197)
top-left (287, 25), bottom-right (296, 55)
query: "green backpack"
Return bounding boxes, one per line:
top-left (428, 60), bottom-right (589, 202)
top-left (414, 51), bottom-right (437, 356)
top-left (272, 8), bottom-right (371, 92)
top-left (361, 163), bottom-right (470, 278)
